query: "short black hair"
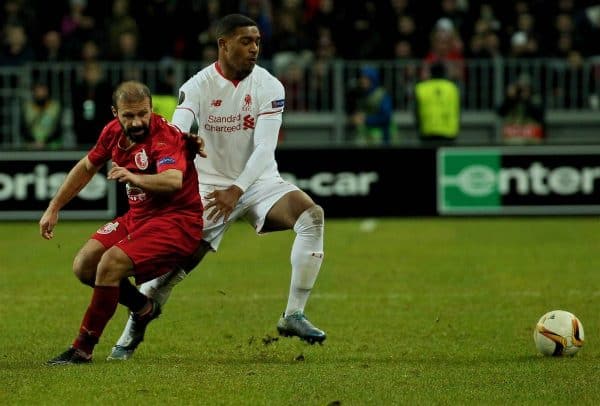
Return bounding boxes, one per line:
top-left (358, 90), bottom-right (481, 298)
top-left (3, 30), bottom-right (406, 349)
top-left (430, 62), bottom-right (447, 79)
top-left (214, 14), bottom-right (258, 38)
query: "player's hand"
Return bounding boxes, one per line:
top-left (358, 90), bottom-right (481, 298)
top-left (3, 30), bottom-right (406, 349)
top-left (39, 208), bottom-right (58, 240)
top-left (184, 133), bottom-right (207, 158)
top-left (204, 185), bottom-right (243, 223)
top-left (107, 163), bottom-right (138, 184)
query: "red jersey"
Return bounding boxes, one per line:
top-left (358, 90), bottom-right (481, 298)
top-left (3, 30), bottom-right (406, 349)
top-left (88, 114), bottom-right (203, 221)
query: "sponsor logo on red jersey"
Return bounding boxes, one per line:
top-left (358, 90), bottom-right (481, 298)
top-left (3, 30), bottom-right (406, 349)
top-left (126, 184), bottom-right (147, 202)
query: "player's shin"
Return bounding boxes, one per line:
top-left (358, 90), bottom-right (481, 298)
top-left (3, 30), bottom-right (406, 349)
top-left (285, 206), bottom-right (324, 317)
top-left (74, 285), bottom-right (120, 355)
top-left (112, 267), bottom-right (186, 350)
top-left (119, 278), bottom-right (148, 311)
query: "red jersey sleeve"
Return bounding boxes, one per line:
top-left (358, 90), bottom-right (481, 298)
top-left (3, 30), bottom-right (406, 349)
top-left (152, 120), bottom-right (187, 174)
top-left (87, 122), bottom-right (117, 167)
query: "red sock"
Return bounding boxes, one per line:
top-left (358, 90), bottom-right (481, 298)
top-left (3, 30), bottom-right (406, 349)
top-left (72, 285), bottom-right (120, 355)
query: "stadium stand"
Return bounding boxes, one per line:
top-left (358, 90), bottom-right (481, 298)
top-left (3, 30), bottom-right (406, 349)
top-left (0, 0), bottom-right (599, 148)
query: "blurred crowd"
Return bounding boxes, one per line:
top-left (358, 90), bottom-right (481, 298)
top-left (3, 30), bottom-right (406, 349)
top-left (2, 0), bottom-right (600, 149)
top-left (2, 0), bottom-right (600, 67)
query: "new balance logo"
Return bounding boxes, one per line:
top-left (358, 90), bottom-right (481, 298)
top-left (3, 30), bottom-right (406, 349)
top-left (243, 115), bottom-right (255, 130)
top-left (211, 99), bottom-right (222, 107)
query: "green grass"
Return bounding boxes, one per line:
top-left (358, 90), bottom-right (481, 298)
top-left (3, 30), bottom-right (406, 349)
top-left (2, 218), bottom-right (600, 405)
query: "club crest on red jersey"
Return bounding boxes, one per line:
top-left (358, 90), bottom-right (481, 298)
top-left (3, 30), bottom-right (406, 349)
top-left (97, 221), bottom-right (119, 234)
top-left (135, 149), bottom-right (148, 170)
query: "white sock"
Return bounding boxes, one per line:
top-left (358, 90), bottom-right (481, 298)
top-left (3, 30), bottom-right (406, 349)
top-left (114, 268), bottom-right (187, 347)
top-left (139, 267), bottom-right (187, 306)
top-left (285, 206), bottom-right (324, 317)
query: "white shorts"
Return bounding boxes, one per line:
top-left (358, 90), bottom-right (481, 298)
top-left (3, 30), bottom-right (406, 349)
top-left (200, 177), bottom-right (299, 251)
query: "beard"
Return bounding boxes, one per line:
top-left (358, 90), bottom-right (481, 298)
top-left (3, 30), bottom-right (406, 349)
top-left (124, 124), bottom-right (149, 142)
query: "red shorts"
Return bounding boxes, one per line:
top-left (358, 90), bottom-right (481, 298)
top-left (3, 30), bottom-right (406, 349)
top-left (92, 212), bottom-right (203, 284)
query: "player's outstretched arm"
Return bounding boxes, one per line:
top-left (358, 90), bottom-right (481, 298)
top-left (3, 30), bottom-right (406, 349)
top-left (39, 156), bottom-right (99, 239)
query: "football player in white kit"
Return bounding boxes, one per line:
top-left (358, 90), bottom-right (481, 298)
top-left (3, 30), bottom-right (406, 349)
top-left (108, 14), bottom-right (326, 360)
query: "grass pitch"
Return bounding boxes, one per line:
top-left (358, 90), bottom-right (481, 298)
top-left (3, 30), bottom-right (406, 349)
top-left (1, 217), bottom-right (600, 405)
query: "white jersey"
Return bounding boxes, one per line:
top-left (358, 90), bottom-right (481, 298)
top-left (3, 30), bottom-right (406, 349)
top-left (172, 62), bottom-right (285, 190)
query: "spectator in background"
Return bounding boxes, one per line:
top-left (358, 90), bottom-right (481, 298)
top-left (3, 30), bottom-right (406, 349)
top-left (240, 0), bottom-right (273, 57)
top-left (497, 74), bottom-right (545, 144)
top-left (279, 61), bottom-right (306, 111)
top-left (576, 5), bottom-right (600, 56)
top-left (271, 0), bottom-right (311, 76)
top-left (437, 0), bottom-right (469, 43)
top-left (348, 66), bottom-right (395, 146)
top-left (37, 30), bottom-right (66, 62)
top-left (394, 39), bottom-right (413, 58)
top-left (80, 39), bottom-right (102, 62)
top-left (395, 14), bottom-right (418, 53)
top-left (307, 0), bottom-right (343, 53)
top-left (552, 13), bottom-right (576, 54)
top-left (308, 26), bottom-right (337, 111)
top-left (1, 0), bottom-right (38, 41)
top-left (0, 24), bottom-right (35, 66)
top-left (136, 0), bottom-right (179, 60)
top-left (71, 61), bottom-right (113, 147)
top-left (22, 80), bottom-right (62, 150)
top-left (110, 30), bottom-right (141, 61)
top-left (105, 0), bottom-right (139, 59)
top-left (549, 49), bottom-right (591, 109)
top-left (414, 62), bottom-right (460, 144)
top-left (60, 0), bottom-right (98, 59)
top-left (343, 1), bottom-right (384, 59)
top-left (509, 30), bottom-right (538, 58)
top-left (468, 16), bottom-right (501, 59)
top-left (184, 0), bottom-right (222, 60)
top-left (423, 18), bottom-right (464, 81)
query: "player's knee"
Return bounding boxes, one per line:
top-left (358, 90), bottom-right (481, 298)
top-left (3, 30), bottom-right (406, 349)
top-left (294, 205), bottom-right (324, 235)
top-left (294, 204), bottom-right (325, 240)
top-left (96, 249), bottom-right (131, 285)
top-left (309, 205), bottom-right (325, 226)
top-left (72, 253), bottom-right (96, 286)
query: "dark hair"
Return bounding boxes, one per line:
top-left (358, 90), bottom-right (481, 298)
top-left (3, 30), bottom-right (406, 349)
top-left (214, 14), bottom-right (258, 38)
top-left (430, 62), bottom-right (447, 79)
top-left (112, 80), bottom-right (152, 107)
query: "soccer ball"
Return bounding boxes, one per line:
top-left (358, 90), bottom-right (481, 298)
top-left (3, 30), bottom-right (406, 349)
top-left (533, 310), bottom-right (584, 356)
